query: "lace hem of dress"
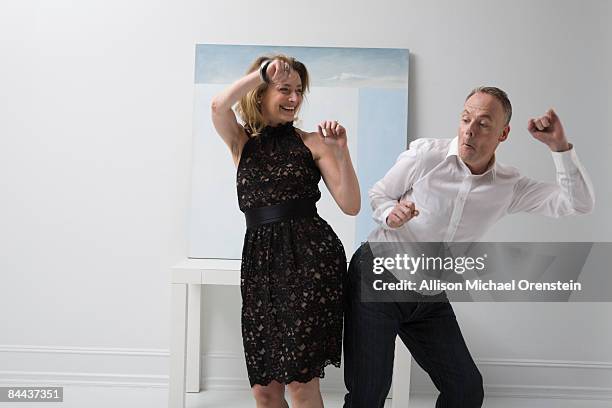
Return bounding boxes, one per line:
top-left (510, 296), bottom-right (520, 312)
top-left (249, 358), bottom-right (341, 387)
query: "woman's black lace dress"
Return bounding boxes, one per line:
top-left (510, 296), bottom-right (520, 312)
top-left (237, 122), bottom-right (346, 387)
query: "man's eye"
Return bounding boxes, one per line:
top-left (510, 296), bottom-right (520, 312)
top-left (462, 118), bottom-right (470, 123)
top-left (480, 122), bottom-right (489, 127)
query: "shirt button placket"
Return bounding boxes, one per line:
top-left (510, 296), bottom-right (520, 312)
top-left (445, 178), bottom-right (471, 241)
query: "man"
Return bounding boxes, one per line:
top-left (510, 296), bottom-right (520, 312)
top-left (343, 87), bottom-right (595, 407)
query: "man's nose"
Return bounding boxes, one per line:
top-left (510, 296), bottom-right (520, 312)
top-left (466, 121), bottom-right (477, 135)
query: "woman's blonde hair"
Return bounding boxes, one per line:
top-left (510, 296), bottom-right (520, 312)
top-left (236, 54), bottom-right (310, 137)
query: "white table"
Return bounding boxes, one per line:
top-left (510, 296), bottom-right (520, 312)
top-left (168, 258), bottom-right (412, 408)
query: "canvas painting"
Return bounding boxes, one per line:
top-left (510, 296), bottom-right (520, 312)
top-left (189, 44), bottom-right (410, 259)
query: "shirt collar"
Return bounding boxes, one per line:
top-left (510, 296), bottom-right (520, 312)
top-left (446, 136), bottom-right (459, 158)
top-left (446, 137), bottom-right (497, 181)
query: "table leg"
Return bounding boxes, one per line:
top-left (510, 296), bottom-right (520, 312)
top-left (169, 283), bottom-right (187, 408)
top-left (391, 337), bottom-right (412, 407)
top-left (186, 284), bottom-right (201, 392)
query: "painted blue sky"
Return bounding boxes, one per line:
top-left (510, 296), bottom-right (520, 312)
top-left (195, 44), bottom-right (409, 88)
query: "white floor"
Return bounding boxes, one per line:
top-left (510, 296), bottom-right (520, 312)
top-left (4, 386), bottom-right (611, 408)
top-left (187, 390), bottom-right (612, 408)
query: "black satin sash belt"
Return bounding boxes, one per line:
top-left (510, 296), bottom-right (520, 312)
top-left (244, 199), bottom-right (317, 229)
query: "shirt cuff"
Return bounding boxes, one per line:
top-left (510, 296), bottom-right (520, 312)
top-left (551, 143), bottom-right (579, 173)
top-left (379, 206), bottom-right (395, 230)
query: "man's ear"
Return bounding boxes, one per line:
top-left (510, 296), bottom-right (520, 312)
top-left (499, 125), bottom-right (510, 142)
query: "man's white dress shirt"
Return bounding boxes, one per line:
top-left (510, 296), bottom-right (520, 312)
top-left (368, 137), bottom-right (595, 243)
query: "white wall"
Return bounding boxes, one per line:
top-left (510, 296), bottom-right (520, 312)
top-left (1, 0), bottom-right (610, 400)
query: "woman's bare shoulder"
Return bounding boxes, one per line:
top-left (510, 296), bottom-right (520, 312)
top-left (295, 127), bottom-right (323, 160)
top-left (295, 127), bottom-right (322, 144)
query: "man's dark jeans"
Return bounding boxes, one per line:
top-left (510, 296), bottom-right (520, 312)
top-left (343, 242), bottom-right (484, 408)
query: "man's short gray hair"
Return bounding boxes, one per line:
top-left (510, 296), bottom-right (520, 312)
top-left (466, 86), bottom-right (512, 126)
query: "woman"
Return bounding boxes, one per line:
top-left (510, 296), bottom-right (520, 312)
top-left (211, 54), bottom-right (360, 407)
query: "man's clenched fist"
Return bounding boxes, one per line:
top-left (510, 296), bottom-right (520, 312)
top-left (386, 200), bottom-right (419, 228)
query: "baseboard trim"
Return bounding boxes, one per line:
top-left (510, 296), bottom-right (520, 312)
top-left (0, 370), bottom-right (167, 388)
top-left (484, 384), bottom-right (612, 400)
top-left (2, 345), bottom-right (611, 400)
top-left (412, 384), bottom-right (612, 401)
top-left (202, 354), bottom-right (612, 400)
top-left (477, 358), bottom-right (612, 370)
top-left (0, 345), bottom-right (168, 388)
top-left (0, 345), bottom-right (168, 357)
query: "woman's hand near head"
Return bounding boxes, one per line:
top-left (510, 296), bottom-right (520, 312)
top-left (265, 59), bottom-right (291, 84)
top-left (210, 70), bottom-right (262, 166)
